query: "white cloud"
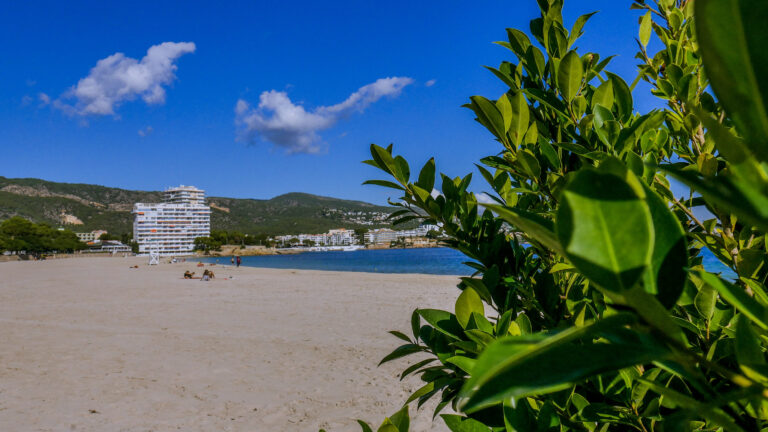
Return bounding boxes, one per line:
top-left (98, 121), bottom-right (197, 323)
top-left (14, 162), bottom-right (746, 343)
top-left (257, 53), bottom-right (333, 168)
top-left (138, 126), bottom-right (154, 137)
top-left (235, 76), bottom-right (413, 154)
top-left (425, 79), bottom-right (436, 87)
top-left (38, 92), bottom-right (50, 105)
top-left (55, 41), bottom-right (195, 116)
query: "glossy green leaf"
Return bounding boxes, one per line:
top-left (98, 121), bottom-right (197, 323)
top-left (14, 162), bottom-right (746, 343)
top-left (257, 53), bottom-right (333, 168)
top-left (486, 204), bottom-right (563, 254)
top-left (418, 309), bottom-right (465, 340)
top-left (694, 284), bottom-right (717, 320)
top-left (606, 72), bottom-right (633, 122)
top-left (592, 80), bottom-right (614, 110)
top-left (417, 158), bottom-right (436, 192)
top-left (357, 420), bottom-right (374, 432)
top-left (637, 378), bottom-right (744, 432)
top-left (643, 184), bottom-right (688, 308)
top-left (698, 271), bottom-right (768, 331)
top-left (556, 163), bottom-right (653, 291)
top-left (441, 414), bottom-right (491, 432)
top-left (568, 12), bottom-right (597, 48)
top-left (456, 288), bottom-right (485, 329)
top-left (639, 11), bottom-right (652, 46)
top-left (469, 96), bottom-right (507, 144)
top-left (695, 0), bottom-right (768, 161)
top-left (458, 314), bottom-right (666, 412)
top-left (509, 91), bottom-right (530, 146)
top-left (557, 50), bottom-right (584, 102)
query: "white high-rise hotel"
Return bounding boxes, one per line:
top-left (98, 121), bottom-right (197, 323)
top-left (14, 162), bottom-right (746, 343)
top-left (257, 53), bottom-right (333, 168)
top-left (133, 186), bottom-right (211, 256)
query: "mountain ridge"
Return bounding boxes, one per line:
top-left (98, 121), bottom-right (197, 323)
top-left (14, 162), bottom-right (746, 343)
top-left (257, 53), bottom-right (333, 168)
top-left (0, 176), bottom-right (395, 236)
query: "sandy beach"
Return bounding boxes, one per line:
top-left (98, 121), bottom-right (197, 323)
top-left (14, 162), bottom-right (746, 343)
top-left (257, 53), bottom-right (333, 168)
top-left (0, 257), bottom-right (458, 431)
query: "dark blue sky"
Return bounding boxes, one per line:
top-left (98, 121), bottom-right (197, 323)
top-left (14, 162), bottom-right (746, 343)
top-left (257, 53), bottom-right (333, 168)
top-left (1, 1), bottom-right (655, 203)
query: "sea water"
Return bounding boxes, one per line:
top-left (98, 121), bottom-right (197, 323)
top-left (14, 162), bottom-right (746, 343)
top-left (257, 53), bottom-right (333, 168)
top-left (200, 247), bottom-right (736, 278)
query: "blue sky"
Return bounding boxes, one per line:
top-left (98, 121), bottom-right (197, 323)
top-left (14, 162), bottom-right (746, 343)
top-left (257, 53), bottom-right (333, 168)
top-left (0, 1), bottom-right (655, 204)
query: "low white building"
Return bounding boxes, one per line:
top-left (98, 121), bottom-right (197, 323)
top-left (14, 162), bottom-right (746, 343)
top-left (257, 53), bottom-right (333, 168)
top-left (364, 224), bottom-right (440, 245)
top-left (276, 228), bottom-right (357, 246)
top-left (133, 185), bottom-right (211, 256)
top-left (75, 230), bottom-right (108, 242)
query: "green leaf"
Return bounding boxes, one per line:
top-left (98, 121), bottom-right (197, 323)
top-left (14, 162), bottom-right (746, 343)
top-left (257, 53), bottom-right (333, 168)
top-left (446, 356), bottom-right (476, 374)
top-left (509, 91), bottom-right (530, 146)
top-left (456, 288), bottom-right (485, 329)
top-left (370, 144), bottom-right (397, 176)
top-left (639, 11), bottom-right (652, 46)
top-left (387, 406), bottom-right (409, 432)
top-left (417, 158), bottom-right (436, 192)
top-left (411, 309), bottom-right (420, 340)
top-left (694, 284), bottom-right (718, 320)
top-left (418, 309), bottom-right (465, 340)
top-left (362, 179), bottom-right (405, 190)
top-left (735, 315), bottom-right (768, 384)
top-left (592, 80), bottom-right (614, 110)
top-left (505, 28), bottom-right (532, 58)
top-left (557, 50), bottom-right (584, 102)
top-left (638, 378), bottom-right (745, 432)
top-left (606, 72), bottom-right (633, 122)
top-left (389, 330), bottom-right (412, 343)
top-left (440, 414), bottom-right (491, 432)
top-left (568, 12), bottom-right (597, 48)
top-left (496, 93), bottom-right (513, 133)
top-left (698, 271), bottom-right (768, 331)
top-left (695, 0), bottom-right (768, 161)
top-left (400, 358), bottom-right (435, 380)
top-left (357, 420), bottom-right (374, 432)
top-left (643, 184), bottom-right (688, 308)
top-left (379, 344), bottom-right (422, 366)
top-left (458, 314), bottom-right (668, 412)
top-left (556, 162), bottom-right (653, 291)
top-left (486, 204), bottom-right (563, 254)
top-left (469, 96), bottom-right (507, 144)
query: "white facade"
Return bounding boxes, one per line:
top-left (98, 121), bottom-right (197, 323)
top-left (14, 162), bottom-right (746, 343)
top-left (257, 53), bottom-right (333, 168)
top-left (364, 224), bottom-right (440, 245)
top-left (276, 228), bottom-right (357, 246)
top-left (133, 185), bottom-right (211, 256)
top-left (76, 230), bottom-right (108, 242)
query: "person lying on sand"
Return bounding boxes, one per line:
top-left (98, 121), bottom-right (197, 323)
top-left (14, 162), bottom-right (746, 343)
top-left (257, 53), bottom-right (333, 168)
top-left (196, 262), bottom-right (204, 267)
top-left (184, 271), bottom-right (195, 279)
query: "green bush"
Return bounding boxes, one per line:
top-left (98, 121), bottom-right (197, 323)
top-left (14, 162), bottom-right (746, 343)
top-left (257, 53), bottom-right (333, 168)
top-left (354, 0), bottom-right (768, 430)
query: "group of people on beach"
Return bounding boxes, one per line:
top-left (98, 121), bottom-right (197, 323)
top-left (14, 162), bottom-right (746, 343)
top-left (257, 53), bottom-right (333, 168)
top-left (183, 255), bottom-right (240, 281)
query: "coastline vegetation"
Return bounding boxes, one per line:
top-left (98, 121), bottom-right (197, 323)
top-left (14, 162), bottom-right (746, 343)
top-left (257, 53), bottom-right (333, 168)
top-left (0, 216), bottom-right (85, 255)
top-left (350, 0), bottom-right (768, 430)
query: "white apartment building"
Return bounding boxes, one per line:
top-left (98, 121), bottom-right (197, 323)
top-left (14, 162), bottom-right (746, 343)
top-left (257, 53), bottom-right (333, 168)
top-left (133, 185), bottom-right (211, 256)
top-left (75, 230), bottom-right (108, 243)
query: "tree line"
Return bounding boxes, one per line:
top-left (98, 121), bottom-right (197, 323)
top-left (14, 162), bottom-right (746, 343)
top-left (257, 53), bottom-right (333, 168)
top-left (0, 216), bottom-right (85, 255)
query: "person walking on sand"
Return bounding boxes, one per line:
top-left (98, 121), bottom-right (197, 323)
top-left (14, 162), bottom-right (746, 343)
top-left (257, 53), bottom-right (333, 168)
top-left (236, 256), bottom-right (241, 267)
top-left (231, 256), bottom-right (235, 266)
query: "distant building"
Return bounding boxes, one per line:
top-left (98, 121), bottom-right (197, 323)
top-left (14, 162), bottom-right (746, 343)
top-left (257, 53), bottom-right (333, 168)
top-left (364, 224), bottom-right (440, 245)
top-left (132, 185), bottom-right (211, 256)
top-left (85, 240), bottom-right (131, 254)
top-left (75, 230), bottom-right (108, 242)
top-left (275, 228), bottom-right (357, 247)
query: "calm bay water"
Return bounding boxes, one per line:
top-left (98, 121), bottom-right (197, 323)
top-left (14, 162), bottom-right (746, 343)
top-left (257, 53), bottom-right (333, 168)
top-left (200, 248), bottom-right (471, 275)
top-left (199, 246), bottom-right (735, 277)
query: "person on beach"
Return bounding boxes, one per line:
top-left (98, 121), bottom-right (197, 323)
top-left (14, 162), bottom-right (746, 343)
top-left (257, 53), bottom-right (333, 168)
top-left (231, 256), bottom-right (235, 266)
top-left (201, 269), bottom-right (215, 281)
top-left (184, 271), bottom-right (195, 279)
top-left (236, 256), bottom-right (241, 267)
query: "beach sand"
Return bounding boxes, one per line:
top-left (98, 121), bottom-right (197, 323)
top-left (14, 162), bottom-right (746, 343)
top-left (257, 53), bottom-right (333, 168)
top-left (0, 257), bottom-right (458, 431)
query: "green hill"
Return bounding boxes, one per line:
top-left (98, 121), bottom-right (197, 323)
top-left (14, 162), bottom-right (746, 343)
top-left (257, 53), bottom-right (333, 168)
top-left (0, 177), bottom-right (396, 236)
